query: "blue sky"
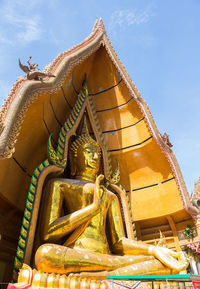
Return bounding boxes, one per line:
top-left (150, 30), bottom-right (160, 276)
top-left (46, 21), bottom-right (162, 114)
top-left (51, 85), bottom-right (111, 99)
top-left (0, 0), bottom-right (199, 194)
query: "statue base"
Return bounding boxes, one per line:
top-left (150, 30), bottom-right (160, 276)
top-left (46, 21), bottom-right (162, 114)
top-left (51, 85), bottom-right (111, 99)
top-left (8, 264), bottom-right (198, 289)
top-left (8, 264), bottom-right (108, 289)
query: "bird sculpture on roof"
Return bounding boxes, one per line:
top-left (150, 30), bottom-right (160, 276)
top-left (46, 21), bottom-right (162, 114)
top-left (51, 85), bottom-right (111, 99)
top-left (18, 56), bottom-right (55, 81)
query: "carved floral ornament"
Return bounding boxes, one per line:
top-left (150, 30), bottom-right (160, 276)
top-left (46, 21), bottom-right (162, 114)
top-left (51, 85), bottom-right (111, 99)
top-left (187, 242), bottom-right (200, 255)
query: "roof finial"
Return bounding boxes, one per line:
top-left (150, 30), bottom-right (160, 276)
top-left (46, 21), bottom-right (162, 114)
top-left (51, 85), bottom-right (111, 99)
top-left (92, 18), bottom-right (106, 33)
top-left (93, 19), bottom-right (99, 31)
top-left (98, 18), bottom-right (106, 33)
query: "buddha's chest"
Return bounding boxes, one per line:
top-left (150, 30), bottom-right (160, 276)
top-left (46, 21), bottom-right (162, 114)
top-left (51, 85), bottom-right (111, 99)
top-left (62, 182), bottom-right (110, 213)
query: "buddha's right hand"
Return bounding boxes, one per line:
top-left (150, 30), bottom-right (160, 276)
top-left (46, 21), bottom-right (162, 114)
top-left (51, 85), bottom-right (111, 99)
top-left (149, 245), bottom-right (188, 271)
top-left (94, 174), bottom-right (104, 208)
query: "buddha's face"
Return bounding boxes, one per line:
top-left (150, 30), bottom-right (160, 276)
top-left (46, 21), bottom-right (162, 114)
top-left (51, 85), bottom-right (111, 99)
top-left (76, 142), bottom-right (100, 178)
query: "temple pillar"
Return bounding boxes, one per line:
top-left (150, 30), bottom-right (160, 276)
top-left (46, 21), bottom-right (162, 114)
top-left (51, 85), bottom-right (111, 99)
top-left (190, 257), bottom-right (198, 275)
top-left (194, 215), bottom-right (200, 237)
top-left (196, 260), bottom-right (200, 274)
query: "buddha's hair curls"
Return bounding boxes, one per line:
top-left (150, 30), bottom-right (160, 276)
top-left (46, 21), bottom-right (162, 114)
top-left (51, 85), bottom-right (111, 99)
top-left (69, 133), bottom-right (101, 158)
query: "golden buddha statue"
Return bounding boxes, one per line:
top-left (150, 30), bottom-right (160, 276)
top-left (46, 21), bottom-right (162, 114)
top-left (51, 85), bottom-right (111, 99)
top-left (35, 131), bottom-right (187, 276)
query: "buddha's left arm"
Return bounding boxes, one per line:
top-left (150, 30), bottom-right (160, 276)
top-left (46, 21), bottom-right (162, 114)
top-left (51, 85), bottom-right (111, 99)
top-left (108, 195), bottom-right (150, 256)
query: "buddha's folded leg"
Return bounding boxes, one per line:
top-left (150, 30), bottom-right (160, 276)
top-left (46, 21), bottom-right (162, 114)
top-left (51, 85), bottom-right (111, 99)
top-left (79, 260), bottom-right (171, 277)
top-left (35, 244), bottom-right (167, 275)
top-left (107, 259), bottom-right (171, 276)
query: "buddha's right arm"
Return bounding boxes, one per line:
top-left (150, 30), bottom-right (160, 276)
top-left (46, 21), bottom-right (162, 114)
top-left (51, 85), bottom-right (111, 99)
top-left (42, 180), bottom-right (99, 242)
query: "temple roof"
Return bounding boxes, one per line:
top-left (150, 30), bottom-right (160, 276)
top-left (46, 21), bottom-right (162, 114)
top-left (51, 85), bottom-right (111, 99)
top-left (0, 19), bottom-right (197, 226)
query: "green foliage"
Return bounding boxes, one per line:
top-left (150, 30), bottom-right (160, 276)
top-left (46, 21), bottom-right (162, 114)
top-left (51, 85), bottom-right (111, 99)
top-left (183, 224), bottom-right (195, 239)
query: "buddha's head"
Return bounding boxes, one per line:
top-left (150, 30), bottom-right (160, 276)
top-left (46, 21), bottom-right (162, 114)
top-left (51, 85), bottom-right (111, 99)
top-left (69, 133), bottom-right (101, 182)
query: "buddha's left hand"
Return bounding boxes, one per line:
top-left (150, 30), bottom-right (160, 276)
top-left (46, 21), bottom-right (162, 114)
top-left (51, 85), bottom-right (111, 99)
top-left (149, 245), bottom-right (188, 271)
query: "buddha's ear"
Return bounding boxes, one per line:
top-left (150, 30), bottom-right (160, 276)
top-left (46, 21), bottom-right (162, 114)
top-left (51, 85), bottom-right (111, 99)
top-left (69, 152), bottom-right (76, 176)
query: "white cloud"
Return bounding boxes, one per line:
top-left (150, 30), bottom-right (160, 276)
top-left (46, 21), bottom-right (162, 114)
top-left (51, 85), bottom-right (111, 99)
top-left (0, 0), bottom-right (43, 46)
top-left (109, 7), bottom-right (154, 31)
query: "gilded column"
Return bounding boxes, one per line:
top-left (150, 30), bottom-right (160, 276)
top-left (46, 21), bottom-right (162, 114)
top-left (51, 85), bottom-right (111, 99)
top-left (195, 214), bottom-right (200, 237)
